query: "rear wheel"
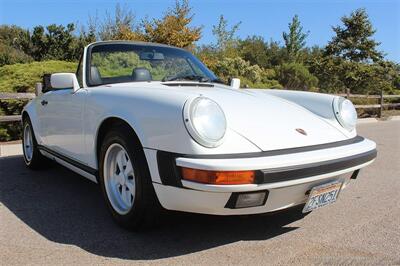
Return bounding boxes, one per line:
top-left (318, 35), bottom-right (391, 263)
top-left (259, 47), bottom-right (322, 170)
top-left (99, 125), bottom-right (160, 230)
top-left (22, 117), bottom-right (49, 169)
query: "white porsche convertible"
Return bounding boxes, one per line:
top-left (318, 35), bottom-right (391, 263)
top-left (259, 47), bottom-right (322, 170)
top-left (22, 41), bottom-right (377, 229)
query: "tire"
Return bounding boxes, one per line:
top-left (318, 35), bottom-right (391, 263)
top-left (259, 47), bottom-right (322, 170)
top-left (22, 117), bottom-right (49, 169)
top-left (98, 124), bottom-right (161, 230)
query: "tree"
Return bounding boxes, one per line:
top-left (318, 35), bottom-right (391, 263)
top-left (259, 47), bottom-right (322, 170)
top-left (325, 8), bottom-right (383, 62)
top-left (277, 62), bottom-right (318, 90)
top-left (29, 23), bottom-right (75, 61)
top-left (0, 25), bottom-right (32, 66)
top-left (338, 61), bottom-right (399, 94)
top-left (112, 25), bottom-right (146, 42)
top-left (308, 54), bottom-right (400, 94)
top-left (211, 56), bottom-right (280, 88)
top-left (214, 57), bottom-right (263, 83)
top-left (282, 15), bottom-right (309, 62)
top-left (264, 40), bottom-right (287, 68)
top-left (195, 44), bottom-right (219, 71)
top-left (141, 0), bottom-right (202, 48)
top-left (212, 15), bottom-right (241, 52)
top-left (195, 15), bottom-right (241, 69)
top-left (0, 25), bottom-right (30, 50)
top-left (70, 24), bottom-right (97, 59)
top-left (239, 36), bottom-right (268, 68)
top-left (98, 3), bottom-right (136, 41)
top-left (0, 43), bottom-right (32, 66)
top-left (307, 55), bottom-right (345, 93)
top-left (30, 23), bottom-right (77, 61)
top-left (24, 23), bottom-right (94, 61)
top-left (238, 36), bottom-right (288, 69)
top-left (46, 23), bottom-right (76, 60)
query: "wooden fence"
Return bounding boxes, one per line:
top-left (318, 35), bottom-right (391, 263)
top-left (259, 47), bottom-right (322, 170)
top-left (0, 90), bottom-right (399, 123)
top-left (0, 92), bottom-right (35, 123)
top-left (338, 89), bottom-right (400, 118)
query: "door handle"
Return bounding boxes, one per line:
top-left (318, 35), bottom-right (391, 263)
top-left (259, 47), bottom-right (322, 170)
top-left (41, 100), bottom-right (48, 106)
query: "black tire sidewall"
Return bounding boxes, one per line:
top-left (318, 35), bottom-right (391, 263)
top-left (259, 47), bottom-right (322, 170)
top-left (22, 117), bottom-right (43, 168)
top-left (98, 128), bottom-right (153, 228)
top-left (22, 119), bottom-right (33, 166)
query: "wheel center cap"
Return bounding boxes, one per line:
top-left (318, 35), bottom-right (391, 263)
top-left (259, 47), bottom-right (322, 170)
top-left (118, 173), bottom-right (126, 185)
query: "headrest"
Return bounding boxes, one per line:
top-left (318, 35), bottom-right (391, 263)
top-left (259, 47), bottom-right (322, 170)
top-left (132, 67), bottom-right (152, 81)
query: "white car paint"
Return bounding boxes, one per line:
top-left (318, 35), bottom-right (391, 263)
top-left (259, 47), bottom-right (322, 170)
top-left (22, 41), bottom-right (377, 216)
top-left (40, 89), bottom-right (87, 163)
top-left (153, 171), bottom-right (359, 215)
top-left (175, 137), bottom-right (375, 172)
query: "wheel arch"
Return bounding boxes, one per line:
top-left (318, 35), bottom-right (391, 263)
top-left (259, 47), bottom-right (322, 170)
top-left (95, 117), bottom-right (144, 164)
top-left (21, 110), bottom-right (29, 122)
top-left (21, 108), bottom-right (43, 144)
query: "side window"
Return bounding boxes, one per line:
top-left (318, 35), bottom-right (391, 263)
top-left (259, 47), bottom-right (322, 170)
top-left (76, 54), bottom-right (83, 87)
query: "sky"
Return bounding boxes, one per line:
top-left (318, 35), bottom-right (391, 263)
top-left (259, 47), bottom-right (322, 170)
top-left (0, 0), bottom-right (399, 62)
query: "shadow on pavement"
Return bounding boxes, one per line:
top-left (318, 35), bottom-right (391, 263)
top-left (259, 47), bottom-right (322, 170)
top-left (0, 155), bottom-right (305, 260)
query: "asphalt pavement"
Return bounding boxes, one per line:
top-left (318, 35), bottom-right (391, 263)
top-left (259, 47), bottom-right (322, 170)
top-left (1, 120), bottom-right (399, 265)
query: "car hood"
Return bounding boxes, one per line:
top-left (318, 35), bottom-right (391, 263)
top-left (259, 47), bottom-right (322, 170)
top-left (188, 85), bottom-right (347, 151)
top-left (108, 82), bottom-right (348, 151)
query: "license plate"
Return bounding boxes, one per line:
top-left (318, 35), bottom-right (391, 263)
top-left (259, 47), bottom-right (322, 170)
top-left (302, 181), bottom-right (343, 213)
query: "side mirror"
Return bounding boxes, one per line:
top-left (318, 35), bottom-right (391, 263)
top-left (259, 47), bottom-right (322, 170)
top-left (230, 78), bottom-right (241, 89)
top-left (50, 73), bottom-right (80, 92)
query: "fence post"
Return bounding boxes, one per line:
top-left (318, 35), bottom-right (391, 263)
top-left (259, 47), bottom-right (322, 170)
top-left (35, 83), bottom-right (42, 96)
top-left (379, 90), bottom-right (384, 118)
top-left (346, 88), bottom-right (350, 99)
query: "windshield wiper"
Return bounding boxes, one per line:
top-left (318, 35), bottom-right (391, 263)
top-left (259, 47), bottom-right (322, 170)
top-left (210, 78), bottom-right (225, 84)
top-left (162, 74), bottom-right (211, 82)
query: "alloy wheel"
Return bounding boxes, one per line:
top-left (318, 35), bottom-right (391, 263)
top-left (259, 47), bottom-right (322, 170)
top-left (103, 143), bottom-right (136, 214)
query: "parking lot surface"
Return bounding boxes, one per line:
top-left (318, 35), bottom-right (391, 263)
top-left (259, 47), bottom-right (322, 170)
top-left (1, 120), bottom-right (399, 265)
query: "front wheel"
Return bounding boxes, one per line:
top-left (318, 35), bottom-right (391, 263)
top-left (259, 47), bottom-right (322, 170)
top-left (22, 117), bottom-right (49, 169)
top-left (99, 126), bottom-right (160, 230)
top-left (103, 143), bottom-right (136, 215)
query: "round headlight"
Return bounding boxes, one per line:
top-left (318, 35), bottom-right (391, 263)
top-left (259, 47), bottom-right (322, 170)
top-left (183, 97), bottom-right (227, 147)
top-left (333, 97), bottom-right (357, 131)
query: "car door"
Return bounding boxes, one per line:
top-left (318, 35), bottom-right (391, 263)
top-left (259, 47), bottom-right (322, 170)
top-left (40, 88), bottom-right (87, 164)
top-left (33, 92), bottom-right (51, 145)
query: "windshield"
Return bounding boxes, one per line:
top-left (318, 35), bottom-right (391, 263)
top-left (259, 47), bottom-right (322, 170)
top-left (87, 43), bottom-right (218, 86)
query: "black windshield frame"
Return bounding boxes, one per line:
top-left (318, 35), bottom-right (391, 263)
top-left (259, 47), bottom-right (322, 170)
top-left (85, 42), bottom-right (217, 87)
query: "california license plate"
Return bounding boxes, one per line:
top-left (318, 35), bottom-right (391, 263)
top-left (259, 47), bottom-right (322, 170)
top-left (302, 181), bottom-right (343, 213)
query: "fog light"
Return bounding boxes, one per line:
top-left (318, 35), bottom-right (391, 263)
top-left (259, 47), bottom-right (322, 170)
top-left (236, 192), bottom-right (266, 208)
top-left (225, 191), bottom-right (269, 209)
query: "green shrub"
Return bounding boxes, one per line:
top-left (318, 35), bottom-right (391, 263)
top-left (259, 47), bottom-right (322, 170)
top-left (0, 127), bottom-right (9, 141)
top-left (212, 57), bottom-right (282, 88)
top-left (277, 62), bottom-right (318, 90)
top-left (0, 99), bottom-right (27, 141)
top-left (240, 77), bottom-right (282, 89)
top-left (0, 43), bottom-right (33, 66)
top-left (0, 60), bottom-right (77, 92)
top-left (0, 122), bottom-right (22, 141)
top-left (213, 57), bottom-right (262, 83)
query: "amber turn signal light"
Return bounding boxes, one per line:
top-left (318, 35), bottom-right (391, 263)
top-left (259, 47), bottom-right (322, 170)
top-left (181, 167), bottom-right (255, 185)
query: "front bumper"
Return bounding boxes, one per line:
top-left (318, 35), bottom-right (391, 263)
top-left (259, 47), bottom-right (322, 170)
top-left (147, 136), bottom-right (377, 215)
